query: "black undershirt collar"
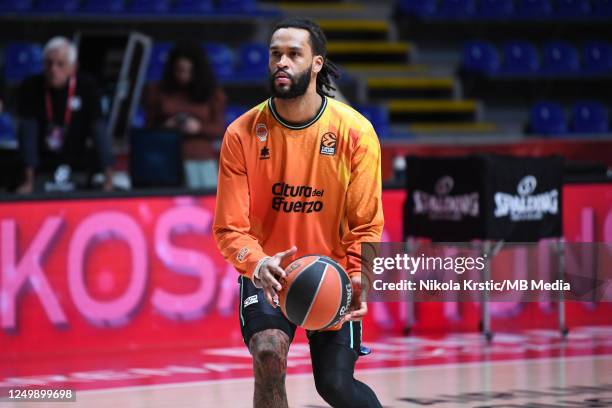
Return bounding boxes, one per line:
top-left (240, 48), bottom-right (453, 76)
top-left (268, 95), bottom-right (327, 130)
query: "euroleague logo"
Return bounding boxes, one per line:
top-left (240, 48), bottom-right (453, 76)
top-left (319, 132), bottom-right (337, 156)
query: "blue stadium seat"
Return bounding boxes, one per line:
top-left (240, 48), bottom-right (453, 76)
top-left (571, 101), bottom-right (609, 133)
top-left (477, 0), bottom-right (514, 17)
top-left (224, 105), bottom-right (247, 127)
top-left (530, 101), bottom-right (567, 135)
top-left (582, 41), bottom-right (612, 73)
top-left (591, 0), bottom-right (612, 17)
top-left (217, 0), bottom-right (256, 13)
top-left (203, 43), bottom-right (235, 80)
top-left (131, 107), bottom-right (146, 129)
top-left (516, 0), bottom-right (552, 17)
top-left (128, 0), bottom-right (169, 13)
top-left (173, 0), bottom-right (213, 13)
top-left (82, 0), bottom-right (125, 13)
top-left (501, 41), bottom-right (539, 74)
top-left (237, 43), bottom-right (268, 79)
top-left (0, 113), bottom-right (16, 142)
top-left (462, 40), bottom-right (500, 74)
top-left (398, 0), bottom-right (438, 16)
top-left (438, 0), bottom-right (477, 17)
top-left (355, 105), bottom-right (389, 138)
top-left (146, 43), bottom-right (172, 82)
top-left (4, 43), bottom-right (43, 82)
top-left (0, 0), bottom-right (33, 12)
top-left (33, 0), bottom-right (80, 12)
top-left (541, 41), bottom-right (580, 74)
top-left (554, 0), bottom-right (591, 17)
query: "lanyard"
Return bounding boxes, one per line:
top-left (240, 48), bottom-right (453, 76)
top-left (45, 76), bottom-right (76, 127)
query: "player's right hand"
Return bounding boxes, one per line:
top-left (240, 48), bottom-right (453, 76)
top-left (258, 246), bottom-right (297, 307)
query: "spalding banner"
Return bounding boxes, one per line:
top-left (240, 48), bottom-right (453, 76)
top-left (404, 155), bottom-right (564, 242)
top-left (483, 155), bottom-right (563, 241)
top-left (404, 156), bottom-right (485, 241)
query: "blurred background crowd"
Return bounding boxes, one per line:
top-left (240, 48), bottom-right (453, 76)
top-left (0, 0), bottom-right (610, 194)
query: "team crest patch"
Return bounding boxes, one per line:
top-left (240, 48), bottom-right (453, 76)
top-left (244, 295), bottom-right (258, 308)
top-left (236, 247), bottom-right (249, 263)
top-left (255, 123), bottom-right (268, 142)
top-left (319, 132), bottom-right (337, 156)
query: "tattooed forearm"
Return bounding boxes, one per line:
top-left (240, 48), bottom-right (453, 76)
top-left (250, 329), bottom-right (290, 408)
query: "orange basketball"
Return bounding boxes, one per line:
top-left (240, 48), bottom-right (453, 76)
top-left (278, 255), bottom-right (352, 330)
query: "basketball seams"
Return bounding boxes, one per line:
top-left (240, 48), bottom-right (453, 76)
top-left (324, 265), bottom-right (351, 329)
top-left (300, 264), bottom-right (328, 327)
top-left (321, 264), bottom-right (344, 329)
top-left (283, 257), bottom-right (319, 311)
top-left (284, 259), bottom-right (327, 325)
top-left (281, 255), bottom-right (350, 330)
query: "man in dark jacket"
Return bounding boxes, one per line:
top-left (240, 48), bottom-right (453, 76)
top-left (16, 36), bottom-right (114, 193)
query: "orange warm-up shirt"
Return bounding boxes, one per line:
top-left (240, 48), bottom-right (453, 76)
top-left (213, 96), bottom-right (383, 285)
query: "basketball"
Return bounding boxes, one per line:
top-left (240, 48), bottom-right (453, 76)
top-left (278, 255), bottom-right (353, 330)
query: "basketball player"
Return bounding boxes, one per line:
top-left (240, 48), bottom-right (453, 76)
top-left (213, 18), bottom-right (383, 408)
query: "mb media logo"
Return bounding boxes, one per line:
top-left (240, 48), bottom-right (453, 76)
top-left (494, 175), bottom-right (559, 221)
top-left (319, 132), bottom-right (337, 156)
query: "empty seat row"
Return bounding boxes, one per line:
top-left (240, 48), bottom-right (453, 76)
top-left (1, 41), bottom-right (269, 83)
top-left (530, 100), bottom-right (609, 134)
top-left (2, 42), bottom-right (43, 82)
top-left (462, 40), bottom-right (612, 75)
top-left (0, 0), bottom-right (257, 14)
top-left (398, 0), bottom-right (612, 19)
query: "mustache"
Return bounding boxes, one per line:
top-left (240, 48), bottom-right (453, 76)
top-left (272, 69), bottom-right (292, 78)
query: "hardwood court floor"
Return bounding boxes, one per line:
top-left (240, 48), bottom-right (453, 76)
top-left (1, 327), bottom-right (611, 407)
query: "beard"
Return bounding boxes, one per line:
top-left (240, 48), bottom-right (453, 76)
top-left (269, 64), bottom-right (312, 99)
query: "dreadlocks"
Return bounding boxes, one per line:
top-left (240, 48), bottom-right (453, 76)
top-left (271, 18), bottom-right (340, 98)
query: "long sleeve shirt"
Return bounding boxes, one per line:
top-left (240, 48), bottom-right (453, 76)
top-left (213, 96), bottom-right (384, 286)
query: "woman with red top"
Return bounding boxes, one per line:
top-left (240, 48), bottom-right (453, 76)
top-left (145, 42), bottom-right (226, 189)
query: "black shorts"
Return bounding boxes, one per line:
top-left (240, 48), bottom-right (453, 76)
top-left (238, 275), bottom-right (364, 355)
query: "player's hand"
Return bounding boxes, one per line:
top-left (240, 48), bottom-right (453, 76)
top-left (258, 246), bottom-right (297, 308)
top-left (344, 275), bottom-right (368, 322)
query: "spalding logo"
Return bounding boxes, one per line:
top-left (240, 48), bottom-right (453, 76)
top-left (435, 175), bottom-right (454, 196)
top-left (517, 175), bottom-right (537, 196)
top-left (285, 261), bottom-right (301, 274)
top-left (335, 283), bottom-right (353, 323)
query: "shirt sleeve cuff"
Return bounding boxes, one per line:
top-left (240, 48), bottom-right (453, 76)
top-left (251, 256), bottom-right (271, 288)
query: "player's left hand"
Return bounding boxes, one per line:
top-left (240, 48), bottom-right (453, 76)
top-left (343, 275), bottom-right (368, 322)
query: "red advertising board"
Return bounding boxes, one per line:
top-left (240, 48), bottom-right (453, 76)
top-left (0, 185), bottom-right (610, 356)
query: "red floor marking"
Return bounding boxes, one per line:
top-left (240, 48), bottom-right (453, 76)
top-left (1, 327), bottom-right (611, 392)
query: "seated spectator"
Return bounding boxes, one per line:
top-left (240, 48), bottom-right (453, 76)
top-left (16, 36), bottom-right (114, 193)
top-left (145, 42), bottom-right (226, 189)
